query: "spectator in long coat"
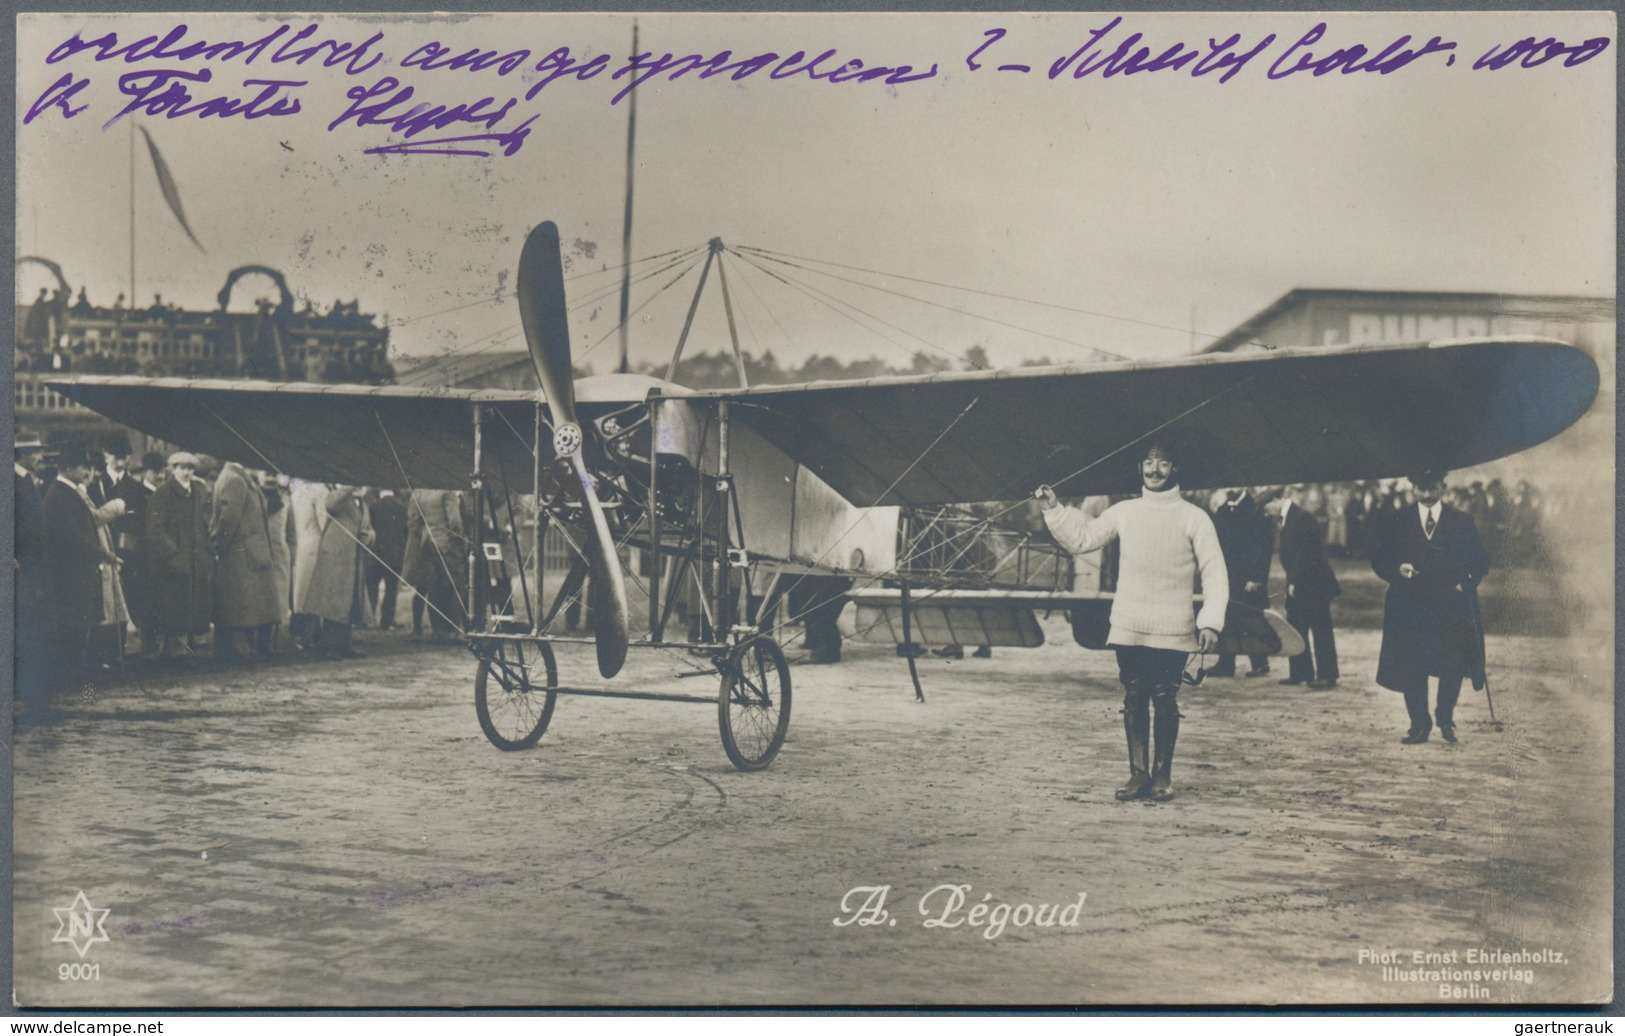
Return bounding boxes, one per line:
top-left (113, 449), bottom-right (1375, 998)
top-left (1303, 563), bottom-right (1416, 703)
top-left (288, 478), bottom-right (331, 649)
top-left (1273, 484), bottom-right (1341, 688)
top-left (42, 445), bottom-right (112, 685)
top-left (263, 474), bottom-right (293, 631)
top-left (112, 452), bottom-right (164, 658)
top-left (1323, 484), bottom-right (1352, 556)
top-left (303, 486), bottom-right (374, 658)
top-left (211, 461), bottom-right (283, 659)
top-left (1373, 471), bottom-right (1490, 744)
top-left (403, 488), bottom-right (467, 640)
top-left (85, 480), bottom-right (130, 667)
top-left (146, 452), bottom-right (216, 662)
top-left (1209, 488), bottom-right (1274, 678)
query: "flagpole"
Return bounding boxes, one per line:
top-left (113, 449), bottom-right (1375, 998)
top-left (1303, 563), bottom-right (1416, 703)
top-left (616, 19), bottom-right (639, 375)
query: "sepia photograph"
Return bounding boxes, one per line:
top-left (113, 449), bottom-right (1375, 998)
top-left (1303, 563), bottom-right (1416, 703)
top-left (9, 9), bottom-right (1615, 1009)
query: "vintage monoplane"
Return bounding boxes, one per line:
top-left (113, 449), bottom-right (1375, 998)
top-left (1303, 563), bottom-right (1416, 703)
top-left (47, 221), bottom-right (1601, 770)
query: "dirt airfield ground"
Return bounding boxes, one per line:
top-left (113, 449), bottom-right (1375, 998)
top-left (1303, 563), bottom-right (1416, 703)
top-left (10, 598), bottom-right (1614, 1009)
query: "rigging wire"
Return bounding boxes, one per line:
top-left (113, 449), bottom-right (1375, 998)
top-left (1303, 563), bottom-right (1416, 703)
top-left (764, 373), bottom-right (1264, 640)
top-left (730, 250), bottom-right (973, 370)
top-left (565, 245), bottom-right (707, 319)
top-left (758, 395), bottom-right (983, 614)
top-left (727, 252), bottom-right (811, 373)
top-left (198, 400), bottom-right (468, 633)
top-left (386, 245), bottom-right (706, 384)
top-left (740, 247), bottom-right (1132, 363)
top-left (575, 254), bottom-right (705, 366)
top-left (388, 322), bottom-right (528, 385)
top-left (374, 412), bottom-right (471, 619)
top-left (388, 244), bottom-right (704, 329)
top-left (737, 243), bottom-right (1227, 350)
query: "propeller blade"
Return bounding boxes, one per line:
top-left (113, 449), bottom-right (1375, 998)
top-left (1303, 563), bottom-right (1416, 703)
top-left (516, 221), bottom-right (578, 429)
top-left (572, 451), bottom-right (629, 678)
top-left (516, 218), bottom-right (631, 678)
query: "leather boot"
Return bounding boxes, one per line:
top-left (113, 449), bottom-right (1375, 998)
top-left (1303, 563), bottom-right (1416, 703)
top-left (1149, 685), bottom-right (1181, 801)
top-left (1115, 685), bottom-right (1152, 801)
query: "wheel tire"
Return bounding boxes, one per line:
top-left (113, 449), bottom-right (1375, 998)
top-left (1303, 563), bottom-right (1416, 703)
top-left (474, 640), bottom-right (558, 751)
top-left (718, 636), bottom-right (791, 771)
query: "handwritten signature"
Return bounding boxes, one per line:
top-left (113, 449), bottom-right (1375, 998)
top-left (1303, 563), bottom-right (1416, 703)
top-left (328, 76), bottom-right (535, 158)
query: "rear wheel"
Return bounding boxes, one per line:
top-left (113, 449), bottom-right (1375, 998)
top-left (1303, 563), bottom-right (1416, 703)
top-left (718, 636), bottom-right (791, 771)
top-left (474, 640), bottom-right (558, 751)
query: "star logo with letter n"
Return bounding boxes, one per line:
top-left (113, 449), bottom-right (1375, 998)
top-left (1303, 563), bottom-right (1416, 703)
top-left (52, 890), bottom-right (111, 958)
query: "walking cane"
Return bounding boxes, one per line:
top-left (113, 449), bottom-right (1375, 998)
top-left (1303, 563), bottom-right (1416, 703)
top-left (1467, 589), bottom-right (1503, 732)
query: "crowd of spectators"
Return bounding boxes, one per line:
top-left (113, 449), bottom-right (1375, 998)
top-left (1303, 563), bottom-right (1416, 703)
top-left (14, 433), bottom-right (476, 718)
top-left (1197, 479), bottom-right (1553, 569)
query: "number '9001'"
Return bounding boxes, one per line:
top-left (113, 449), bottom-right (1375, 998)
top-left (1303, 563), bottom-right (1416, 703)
top-left (59, 962), bottom-right (100, 981)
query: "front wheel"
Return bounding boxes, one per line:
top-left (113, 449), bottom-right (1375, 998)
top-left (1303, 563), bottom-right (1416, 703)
top-left (474, 640), bottom-right (558, 751)
top-left (718, 636), bottom-right (791, 771)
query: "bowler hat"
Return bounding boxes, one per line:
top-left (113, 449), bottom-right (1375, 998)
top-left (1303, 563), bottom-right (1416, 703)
top-left (55, 444), bottom-right (92, 468)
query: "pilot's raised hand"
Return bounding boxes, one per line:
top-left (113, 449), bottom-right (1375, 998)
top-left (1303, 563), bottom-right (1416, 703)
top-left (1034, 484), bottom-right (1059, 511)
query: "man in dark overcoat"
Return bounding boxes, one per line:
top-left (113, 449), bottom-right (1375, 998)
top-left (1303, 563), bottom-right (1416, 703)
top-left (1273, 485), bottom-right (1341, 688)
top-left (146, 452), bottom-right (216, 662)
top-left (365, 489), bottom-right (408, 630)
top-left (86, 449), bottom-right (120, 509)
top-left (1372, 471), bottom-right (1490, 744)
top-left (1209, 488), bottom-right (1274, 678)
top-left (41, 445), bottom-right (108, 687)
top-left (15, 435), bottom-right (51, 706)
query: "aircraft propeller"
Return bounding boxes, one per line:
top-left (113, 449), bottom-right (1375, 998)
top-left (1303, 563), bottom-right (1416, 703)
top-left (517, 221), bottom-right (631, 679)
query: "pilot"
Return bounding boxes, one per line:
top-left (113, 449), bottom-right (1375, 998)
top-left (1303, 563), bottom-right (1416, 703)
top-left (1036, 441), bottom-right (1228, 802)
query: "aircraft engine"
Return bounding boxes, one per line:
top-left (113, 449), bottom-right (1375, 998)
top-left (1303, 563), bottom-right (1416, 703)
top-left (539, 395), bottom-right (705, 531)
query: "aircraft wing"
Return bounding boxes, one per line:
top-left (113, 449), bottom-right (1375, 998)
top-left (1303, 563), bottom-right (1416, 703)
top-left (44, 377), bottom-right (546, 490)
top-left (691, 337), bottom-right (1599, 507)
top-left (48, 337), bottom-right (1596, 501)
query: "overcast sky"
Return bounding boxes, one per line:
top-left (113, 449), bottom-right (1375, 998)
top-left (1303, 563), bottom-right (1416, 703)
top-left (15, 10), bottom-right (1616, 375)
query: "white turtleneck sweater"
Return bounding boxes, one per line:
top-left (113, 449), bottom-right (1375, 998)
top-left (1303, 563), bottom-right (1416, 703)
top-left (1044, 485), bottom-right (1229, 651)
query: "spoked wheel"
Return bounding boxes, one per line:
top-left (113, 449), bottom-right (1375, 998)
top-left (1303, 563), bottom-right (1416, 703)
top-left (718, 636), bottom-right (791, 771)
top-left (474, 639), bottom-right (558, 751)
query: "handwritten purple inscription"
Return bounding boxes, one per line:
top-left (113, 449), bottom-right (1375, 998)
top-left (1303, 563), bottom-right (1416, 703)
top-left (21, 18), bottom-right (1612, 158)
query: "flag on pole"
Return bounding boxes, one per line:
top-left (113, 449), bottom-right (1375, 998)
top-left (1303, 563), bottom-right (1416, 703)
top-left (138, 125), bottom-right (205, 252)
